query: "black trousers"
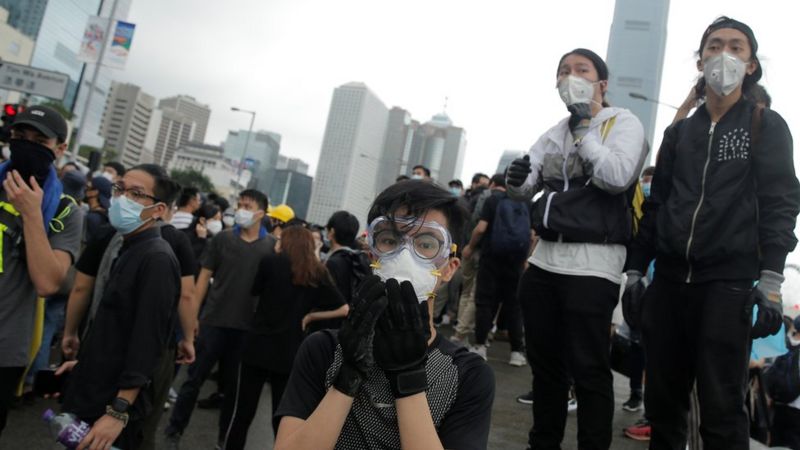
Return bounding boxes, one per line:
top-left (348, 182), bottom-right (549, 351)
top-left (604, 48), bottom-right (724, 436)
top-left (641, 276), bottom-right (752, 450)
top-left (221, 362), bottom-right (288, 449)
top-left (474, 256), bottom-right (525, 351)
top-left (772, 405), bottom-right (800, 450)
top-left (140, 347), bottom-right (176, 450)
top-left (167, 325), bottom-right (245, 442)
top-left (0, 366), bottom-right (24, 438)
top-left (519, 265), bottom-right (618, 450)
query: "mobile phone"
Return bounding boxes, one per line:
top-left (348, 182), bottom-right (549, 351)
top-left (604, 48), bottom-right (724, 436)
top-left (33, 369), bottom-right (65, 396)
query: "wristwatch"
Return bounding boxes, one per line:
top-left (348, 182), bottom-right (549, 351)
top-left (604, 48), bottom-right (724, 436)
top-left (105, 397), bottom-right (130, 427)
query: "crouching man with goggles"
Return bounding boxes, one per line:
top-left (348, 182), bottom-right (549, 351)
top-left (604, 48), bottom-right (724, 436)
top-left (274, 180), bottom-right (495, 450)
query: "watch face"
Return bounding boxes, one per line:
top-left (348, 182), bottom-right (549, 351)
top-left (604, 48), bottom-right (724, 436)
top-left (111, 397), bottom-right (130, 413)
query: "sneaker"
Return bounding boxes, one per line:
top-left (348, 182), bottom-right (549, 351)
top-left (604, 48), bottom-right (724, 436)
top-left (470, 345), bottom-right (487, 360)
top-left (624, 419), bottom-right (651, 441)
top-left (508, 351), bottom-right (527, 367)
top-left (163, 401), bottom-right (171, 411)
top-left (567, 398), bottom-right (578, 412)
top-left (441, 314), bottom-right (451, 326)
top-left (622, 394), bottom-right (643, 412)
top-left (516, 391), bottom-right (534, 405)
top-left (197, 392), bottom-right (224, 409)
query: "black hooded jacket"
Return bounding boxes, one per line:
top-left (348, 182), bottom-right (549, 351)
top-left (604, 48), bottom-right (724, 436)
top-left (627, 98), bottom-right (799, 283)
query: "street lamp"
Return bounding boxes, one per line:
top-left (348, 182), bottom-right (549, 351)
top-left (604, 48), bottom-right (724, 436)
top-left (231, 106), bottom-right (256, 190)
top-left (628, 92), bottom-right (679, 110)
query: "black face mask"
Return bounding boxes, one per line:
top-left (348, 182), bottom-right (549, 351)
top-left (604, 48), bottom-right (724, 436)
top-left (9, 139), bottom-right (56, 185)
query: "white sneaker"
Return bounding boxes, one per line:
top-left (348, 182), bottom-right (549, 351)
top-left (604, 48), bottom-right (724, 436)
top-left (508, 351), bottom-right (527, 367)
top-left (470, 345), bottom-right (487, 360)
top-left (441, 315), bottom-right (451, 326)
top-left (168, 387), bottom-right (178, 403)
top-left (567, 398), bottom-right (578, 412)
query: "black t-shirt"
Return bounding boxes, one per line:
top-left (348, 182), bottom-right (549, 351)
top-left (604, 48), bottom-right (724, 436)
top-left (243, 253), bottom-right (345, 374)
top-left (75, 223), bottom-right (196, 278)
top-left (479, 189), bottom-right (506, 255)
top-left (275, 331), bottom-right (495, 449)
top-left (325, 249), bottom-right (356, 303)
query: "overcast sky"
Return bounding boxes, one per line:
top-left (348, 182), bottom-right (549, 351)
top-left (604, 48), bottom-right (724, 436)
top-left (117, 0), bottom-right (797, 178)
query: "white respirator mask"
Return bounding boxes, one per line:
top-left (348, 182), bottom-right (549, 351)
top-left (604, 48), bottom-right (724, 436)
top-left (703, 52), bottom-right (747, 97)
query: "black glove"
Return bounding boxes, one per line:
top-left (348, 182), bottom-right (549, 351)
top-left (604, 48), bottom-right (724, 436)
top-left (333, 275), bottom-right (388, 397)
top-left (373, 279), bottom-right (430, 398)
top-left (507, 155), bottom-right (531, 188)
top-left (567, 103), bottom-right (592, 141)
top-left (751, 270), bottom-right (784, 339)
top-left (621, 271), bottom-right (646, 331)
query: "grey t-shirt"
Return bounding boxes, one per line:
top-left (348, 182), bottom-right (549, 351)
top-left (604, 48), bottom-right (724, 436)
top-left (0, 193), bottom-right (83, 367)
top-left (200, 229), bottom-right (275, 330)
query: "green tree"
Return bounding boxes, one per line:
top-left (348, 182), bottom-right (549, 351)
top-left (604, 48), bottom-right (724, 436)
top-left (170, 168), bottom-right (216, 193)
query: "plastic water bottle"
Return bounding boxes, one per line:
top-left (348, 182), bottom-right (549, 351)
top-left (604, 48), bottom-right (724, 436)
top-left (42, 409), bottom-right (121, 449)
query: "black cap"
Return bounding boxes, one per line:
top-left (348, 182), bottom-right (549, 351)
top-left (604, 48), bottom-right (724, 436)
top-left (12, 105), bottom-right (69, 143)
top-left (699, 17), bottom-right (762, 82)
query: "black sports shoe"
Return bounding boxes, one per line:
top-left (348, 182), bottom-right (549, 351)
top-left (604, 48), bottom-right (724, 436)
top-left (622, 393), bottom-right (643, 412)
top-left (197, 392), bottom-right (225, 409)
top-left (516, 390), bottom-right (534, 405)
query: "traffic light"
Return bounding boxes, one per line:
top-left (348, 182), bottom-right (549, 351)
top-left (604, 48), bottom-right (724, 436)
top-left (0, 103), bottom-right (24, 143)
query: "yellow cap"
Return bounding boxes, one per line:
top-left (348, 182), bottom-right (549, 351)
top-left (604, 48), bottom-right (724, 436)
top-left (266, 204), bottom-right (295, 223)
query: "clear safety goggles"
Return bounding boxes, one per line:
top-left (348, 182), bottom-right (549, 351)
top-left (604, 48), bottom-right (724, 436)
top-left (367, 216), bottom-right (454, 266)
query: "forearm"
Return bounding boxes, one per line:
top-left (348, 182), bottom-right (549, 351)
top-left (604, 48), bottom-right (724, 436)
top-left (274, 388), bottom-right (353, 450)
top-left (115, 387), bottom-right (140, 405)
top-left (22, 211), bottom-right (68, 296)
top-left (467, 228), bottom-right (484, 250)
top-left (64, 273), bottom-right (94, 336)
top-left (396, 393), bottom-right (444, 450)
top-left (305, 305), bottom-right (349, 324)
top-left (194, 269), bottom-right (212, 312)
top-left (178, 277), bottom-right (198, 338)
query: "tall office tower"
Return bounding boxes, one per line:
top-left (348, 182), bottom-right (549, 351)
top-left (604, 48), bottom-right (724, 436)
top-left (377, 107), bottom-right (418, 192)
top-left (100, 82), bottom-right (155, 168)
top-left (307, 82), bottom-right (389, 225)
top-left (496, 150), bottom-right (524, 176)
top-left (405, 112), bottom-right (466, 184)
top-left (158, 95), bottom-right (211, 143)
top-left (277, 156), bottom-right (310, 175)
top-left (605, 0), bottom-right (670, 151)
top-left (151, 107), bottom-right (195, 167)
top-left (223, 129), bottom-right (281, 172)
top-left (252, 168), bottom-right (313, 220)
top-left (0, 0), bottom-right (46, 40)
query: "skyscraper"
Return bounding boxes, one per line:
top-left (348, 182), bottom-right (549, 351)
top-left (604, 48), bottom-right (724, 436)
top-left (605, 0), bottom-right (670, 149)
top-left (151, 108), bottom-right (195, 167)
top-left (254, 169), bottom-right (313, 221)
top-left (405, 112), bottom-right (466, 185)
top-left (0, 0), bottom-right (48, 40)
top-left (100, 82), bottom-right (155, 168)
top-left (307, 82), bottom-right (389, 225)
top-left (377, 107), bottom-right (417, 192)
top-left (223, 129), bottom-right (281, 171)
top-left (496, 150), bottom-right (524, 175)
top-left (158, 95), bottom-right (211, 143)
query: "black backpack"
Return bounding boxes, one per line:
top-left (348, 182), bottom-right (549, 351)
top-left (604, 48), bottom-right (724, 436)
top-left (764, 347), bottom-right (800, 404)
top-left (489, 196), bottom-right (531, 260)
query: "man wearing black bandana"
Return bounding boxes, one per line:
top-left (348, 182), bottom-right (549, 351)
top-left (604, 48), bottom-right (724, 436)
top-left (0, 105), bottom-right (83, 436)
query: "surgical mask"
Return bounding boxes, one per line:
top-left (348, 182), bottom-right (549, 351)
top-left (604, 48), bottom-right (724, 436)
top-left (235, 209), bottom-right (256, 227)
top-left (222, 215), bottom-right (235, 228)
top-left (557, 75), bottom-right (597, 106)
top-left (411, 174), bottom-right (423, 180)
top-left (449, 187), bottom-right (461, 197)
top-left (789, 336), bottom-right (800, 348)
top-left (109, 195), bottom-right (151, 235)
top-left (372, 249), bottom-right (441, 303)
top-left (206, 219), bottom-right (223, 235)
top-left (8, 139), bottom-right (56, 184)
top-left (101, 171), bottom-right (115, 182)
top-left (641, 182), bottom-right (651, 199)
top-left (703, 52), bottom-right (747, 97)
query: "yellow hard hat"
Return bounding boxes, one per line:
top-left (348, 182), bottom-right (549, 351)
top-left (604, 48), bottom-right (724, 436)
top-left (267, 204), bottom-right (295, 223)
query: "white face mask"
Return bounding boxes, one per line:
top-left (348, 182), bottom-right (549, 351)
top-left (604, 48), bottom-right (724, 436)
top-left (557, 75), bottom-right (596, 106)
top-left (235, 209), bottom-right (256, 227)
top-left (222, 215), bottom-right (235, 228)
top-left (703, 52), bottom-right (747, 97)
top-left (789, 336), bottom-right (800, 348)
top-left (206, 219), bottom-right (223, 235)
top-left (372, 248), bottom-right (441, 303)
top-left (101, 171), bottom-right (115, 181)
top-left (411, 174), bottom-right (423, 180)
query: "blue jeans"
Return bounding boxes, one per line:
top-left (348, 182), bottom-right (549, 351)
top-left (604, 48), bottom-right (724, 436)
top-left (25, 295), bottom-right (67, 385)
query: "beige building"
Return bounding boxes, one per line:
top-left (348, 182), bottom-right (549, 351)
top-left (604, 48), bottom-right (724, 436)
top-left (0, 6), bottom-right (35, 104)
top-left (150, 107), bottom-right (195, 168)
top-left (158, 95), bottom-right (211, 143)
top-left (100, 82), bottom-right (156, 168)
